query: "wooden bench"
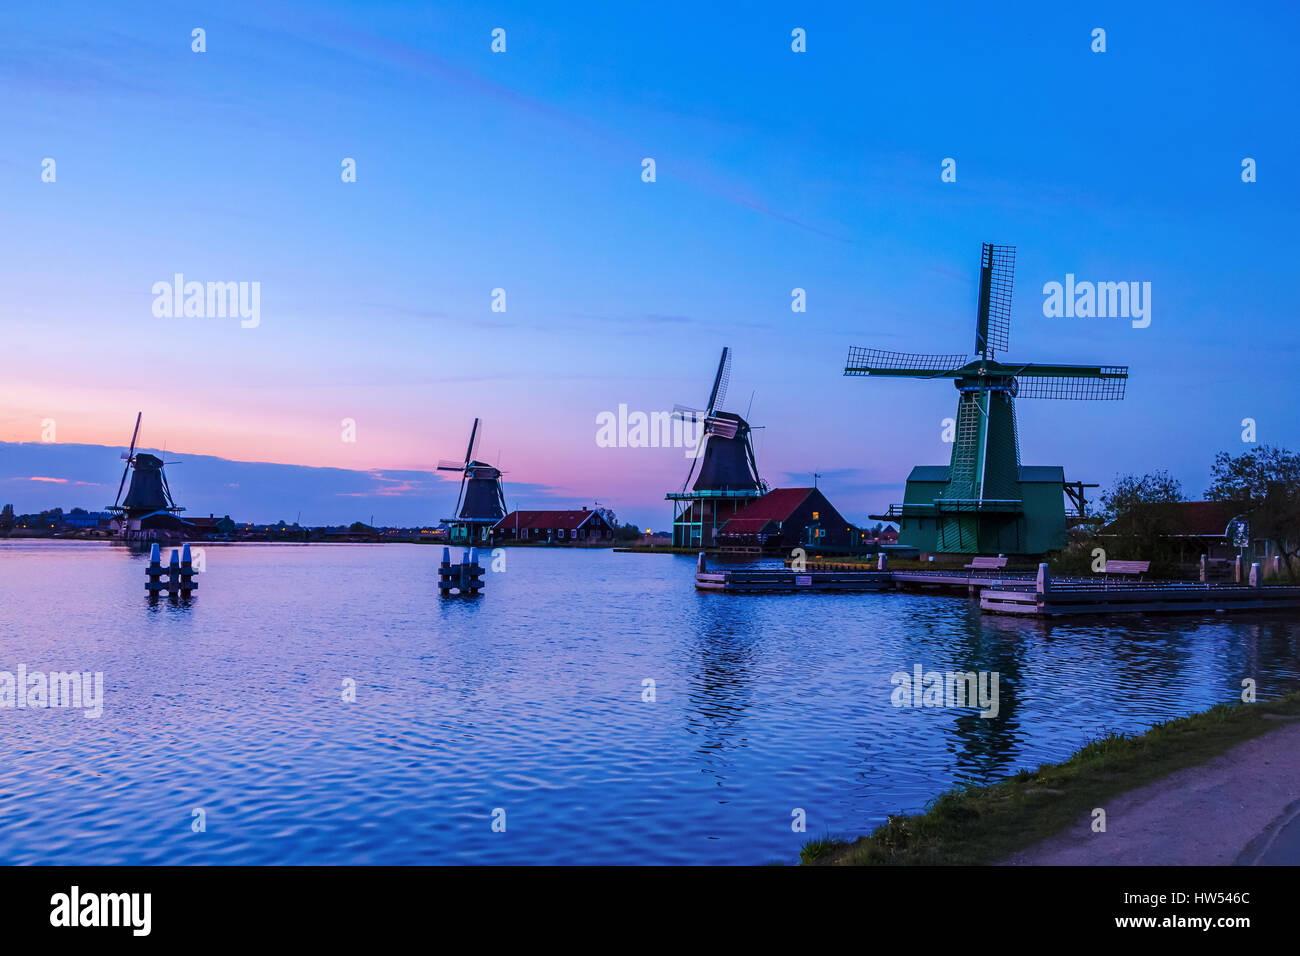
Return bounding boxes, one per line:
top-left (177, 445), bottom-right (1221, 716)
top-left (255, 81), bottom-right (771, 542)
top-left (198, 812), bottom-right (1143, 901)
top-left (1103, 559), bottom-right (1149, 581)
top-left (964, 556), bottom-right (1008, 571)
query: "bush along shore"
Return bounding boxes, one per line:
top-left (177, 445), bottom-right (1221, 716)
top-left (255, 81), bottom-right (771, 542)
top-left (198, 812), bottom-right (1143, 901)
top-left (802, 691), bottom-right (1300, 866)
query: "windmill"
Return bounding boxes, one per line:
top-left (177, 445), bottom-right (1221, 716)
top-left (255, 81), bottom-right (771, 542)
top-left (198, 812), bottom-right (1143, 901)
top-left (106, 412), bottom-right (186, 541)
top-left (438, 418), bottom-right (507, 545)
top-left (666, 347), bottom-right (765, 548)
top-left (844, 243), bottom-right (1129, 555)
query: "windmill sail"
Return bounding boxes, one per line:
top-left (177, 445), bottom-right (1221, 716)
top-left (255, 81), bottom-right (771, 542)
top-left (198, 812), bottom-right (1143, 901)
top-left (706, 347), bottom-right (731, 414)
top-left (844, 348), bottom-right (969, 376)
top-left (1014, 367), bottom-right (1128, 400)
top-left (974, 243), bottom-right (1014, 357)
top-left (113, 412), bottom-right (143, 507)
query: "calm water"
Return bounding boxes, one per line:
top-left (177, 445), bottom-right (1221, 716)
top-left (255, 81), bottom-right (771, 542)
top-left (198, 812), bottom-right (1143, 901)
top-left (1, 540), bottom-right (1298, 865)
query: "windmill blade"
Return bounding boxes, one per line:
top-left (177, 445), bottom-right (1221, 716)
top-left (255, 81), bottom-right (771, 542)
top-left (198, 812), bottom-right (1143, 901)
top-left (126, 412), bottom-right (142, 461)
top-left (464, 418), bottom-right (480, 466)
top-left (844, 347), bottom-right (969, 377)
top-left (974, 243), bottom-right (1014, 357)
top-left (744, 429), bottom-right (761, 486)
top-left (454, 471), bottom-right (469, 518)
top-left (672, 403), bottom-right (707, 422)
top-left (705, 347), bottom-right (731, 415)
top-left (1014, 365), bottom-right (1128, 400)
top-left (436, 459), bottom-right (467, 471)
top-left (680, 448), bottom-right (701, 494)
top-left (113, 460), bottom-right (131, 508)
top-left (160, 469), bottom-right (178, 510)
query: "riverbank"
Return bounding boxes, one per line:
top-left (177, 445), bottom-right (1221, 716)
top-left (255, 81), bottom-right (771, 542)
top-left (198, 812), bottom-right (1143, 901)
top-left (803, 691), bottom-right (1300, 866)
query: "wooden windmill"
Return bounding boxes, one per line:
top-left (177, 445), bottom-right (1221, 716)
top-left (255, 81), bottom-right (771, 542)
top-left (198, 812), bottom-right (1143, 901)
top-left (666, 347), bottom-right (765, 548)
top-left (106, 412), bottom-right (187, 542)
top-left (438, 418), bottom-right (507, 545)
top-left (844, 244), bottom-right (1129, 555)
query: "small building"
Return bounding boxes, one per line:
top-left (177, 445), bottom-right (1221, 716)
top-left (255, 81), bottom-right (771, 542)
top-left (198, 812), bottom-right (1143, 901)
top-left (715, 487), bottom-right (854, 553)
top-left (185, 514), bottom-right (237, 538)
top-left (1136, 501), bottom-right (1292, 566)
top-left (493, 507), bottom-right (616, 544)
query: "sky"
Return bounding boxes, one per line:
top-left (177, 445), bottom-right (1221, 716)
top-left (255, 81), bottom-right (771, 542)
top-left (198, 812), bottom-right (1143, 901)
top-left (1, 1), bottom-right (1297, 527)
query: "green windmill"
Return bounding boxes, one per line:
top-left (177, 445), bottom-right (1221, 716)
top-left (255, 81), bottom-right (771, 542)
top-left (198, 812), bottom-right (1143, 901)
top-left (844, 243), bottom-right (1129, 556)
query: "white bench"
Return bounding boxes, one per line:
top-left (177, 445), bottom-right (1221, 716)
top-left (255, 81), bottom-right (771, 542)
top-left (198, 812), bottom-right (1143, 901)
top-left (964, 556), bottom-right (1008, 571)
top-left (1104, 559), bottom-right (1150, 580)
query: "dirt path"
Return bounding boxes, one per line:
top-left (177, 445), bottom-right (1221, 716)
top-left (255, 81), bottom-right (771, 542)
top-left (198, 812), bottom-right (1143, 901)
top-left (1004, 717), bottom-right (1300, 866)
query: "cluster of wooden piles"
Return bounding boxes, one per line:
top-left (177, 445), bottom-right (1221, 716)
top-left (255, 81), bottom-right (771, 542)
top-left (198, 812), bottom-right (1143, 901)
top-left (145, 542), bottom-right (198, 598)
top-left (438, 547), bottom-right (485, 597)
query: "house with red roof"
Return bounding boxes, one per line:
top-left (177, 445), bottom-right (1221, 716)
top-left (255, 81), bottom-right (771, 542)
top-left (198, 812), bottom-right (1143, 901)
top-left (714, 487), bottom-right (854, 553)
top-left (493, 507), bottom-right (616, 544)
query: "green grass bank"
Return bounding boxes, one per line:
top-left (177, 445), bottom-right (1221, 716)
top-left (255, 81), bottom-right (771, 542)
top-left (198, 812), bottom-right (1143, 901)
top-left (803, 691), bottom-right (1300, 866)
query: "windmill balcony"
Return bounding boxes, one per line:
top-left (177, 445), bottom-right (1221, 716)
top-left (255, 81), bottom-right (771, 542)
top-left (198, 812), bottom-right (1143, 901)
top-left (665, 489), bottom-right (762, 501)
top-left (932, 498), bottom-right (1024, 514)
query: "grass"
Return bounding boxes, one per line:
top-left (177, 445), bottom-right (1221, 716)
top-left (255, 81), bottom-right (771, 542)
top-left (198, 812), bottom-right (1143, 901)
top-left (805, 691), bottom-right (1300, 866)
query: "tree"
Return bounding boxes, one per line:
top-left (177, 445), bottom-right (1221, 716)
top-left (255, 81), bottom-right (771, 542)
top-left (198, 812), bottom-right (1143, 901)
top-left (1098, 470), bottom-right (1185, 572)
top-left (1206, 445), bottom-right (1300, 573)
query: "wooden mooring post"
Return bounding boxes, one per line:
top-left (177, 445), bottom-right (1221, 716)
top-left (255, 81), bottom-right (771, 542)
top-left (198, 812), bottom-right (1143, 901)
top-left (439, 547), bottom-right (485, 596)
top-left (146, 543), bottom-right (164, 596)
top-left (146, 543), bottom-right (197, 598)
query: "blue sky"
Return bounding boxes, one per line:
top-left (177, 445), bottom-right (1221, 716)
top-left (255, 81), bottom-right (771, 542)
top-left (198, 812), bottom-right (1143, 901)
top-left (1, 1), bottom-right (1297, 526)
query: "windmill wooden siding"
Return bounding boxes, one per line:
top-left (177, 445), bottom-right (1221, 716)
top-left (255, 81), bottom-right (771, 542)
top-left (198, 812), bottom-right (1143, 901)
top-left (896, 465), bottom-right (1067, 555)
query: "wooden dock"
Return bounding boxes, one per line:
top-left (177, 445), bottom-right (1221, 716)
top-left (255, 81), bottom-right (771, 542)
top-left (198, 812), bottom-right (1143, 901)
top-left (980, 565), bottom-right (1300, 617)
top-left (697, 552), bottom-right (1037, 595)
top-left (695, 567), bottom-right (893, 592)
top-left (695, 555), bottom-right (1300, 617)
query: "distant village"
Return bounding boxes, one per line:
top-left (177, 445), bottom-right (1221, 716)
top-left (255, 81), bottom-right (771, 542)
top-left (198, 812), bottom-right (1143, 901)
top-left (0, 501), bottom-right (901, 551)
top-left (0, 503), bottom-right (649, 546)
